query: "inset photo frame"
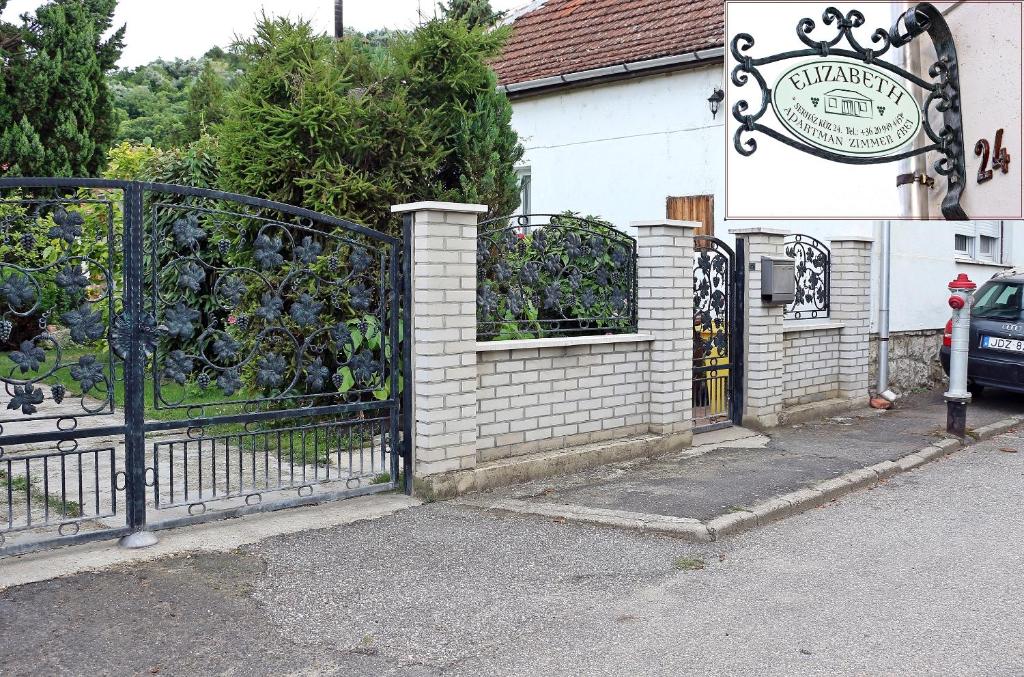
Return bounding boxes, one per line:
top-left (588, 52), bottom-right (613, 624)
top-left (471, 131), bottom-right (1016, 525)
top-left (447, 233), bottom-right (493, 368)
top-left (724, 1), bottom-right (1023, 221)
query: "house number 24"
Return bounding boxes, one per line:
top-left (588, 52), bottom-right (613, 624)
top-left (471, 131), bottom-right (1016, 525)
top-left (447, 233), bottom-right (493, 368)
top-left (975, 129), bottom-right (1011, 184)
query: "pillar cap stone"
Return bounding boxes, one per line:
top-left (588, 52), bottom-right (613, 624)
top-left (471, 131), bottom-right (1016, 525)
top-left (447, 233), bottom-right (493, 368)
top-left (830, 235), bottom-right (875, 243)
top-left (728, 227), bottom-right (789, 235)
top-left (391, 201), bottom-right (488, 214)
top-left (631, 219), bottom-right (700, 230)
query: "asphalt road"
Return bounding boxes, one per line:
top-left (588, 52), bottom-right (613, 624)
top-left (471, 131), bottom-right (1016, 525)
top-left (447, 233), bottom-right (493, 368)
top-left (1, 429), bottom-right (1022, 676)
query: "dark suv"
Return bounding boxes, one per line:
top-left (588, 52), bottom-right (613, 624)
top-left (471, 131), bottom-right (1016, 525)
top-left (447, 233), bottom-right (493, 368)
top-left (940, 270), bottom-right (1024, 396)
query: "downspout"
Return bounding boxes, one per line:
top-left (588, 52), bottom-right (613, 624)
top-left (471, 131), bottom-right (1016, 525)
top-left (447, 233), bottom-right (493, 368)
top-left (876, 220), bottom-right (893, 398)
top-left (874, 0), bottom-right (926, 406)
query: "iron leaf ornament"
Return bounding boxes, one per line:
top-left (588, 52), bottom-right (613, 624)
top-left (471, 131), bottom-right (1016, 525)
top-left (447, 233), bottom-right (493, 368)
top-left (8, 383), bottom-right (44, 415)
top-left (731, 2), bottom-right (967, 219)
top-left (47, 207), bottom-right (84, 243)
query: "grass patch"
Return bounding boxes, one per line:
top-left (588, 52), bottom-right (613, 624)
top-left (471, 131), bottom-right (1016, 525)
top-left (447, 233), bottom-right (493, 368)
top-left (0, 346), bottom-right (258, 422)
top-left (0, 469), bottom-right (82, 518)
top-left (673, 556), bottom-right (706, 571)
top-left (725, 505), bottom-right (749, 514)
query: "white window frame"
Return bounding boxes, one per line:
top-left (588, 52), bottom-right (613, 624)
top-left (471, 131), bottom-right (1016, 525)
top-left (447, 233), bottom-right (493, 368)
top-left (954, 221), bottom-right (1004, 264)
top-left (514, 166), bottom-right (531, 217)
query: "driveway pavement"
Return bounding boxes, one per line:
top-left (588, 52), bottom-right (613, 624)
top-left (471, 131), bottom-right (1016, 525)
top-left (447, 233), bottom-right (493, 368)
top-left (473, 388), bottom-right (1022, 521)
top-left (0, 426), bottom-right (1022, 676)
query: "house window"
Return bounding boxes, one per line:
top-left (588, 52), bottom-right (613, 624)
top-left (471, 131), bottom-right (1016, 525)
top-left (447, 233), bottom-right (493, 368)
top-left (979, 235), bottom-right (997, 260)
top-left (514, 167), bottom-right (531, 218)
top-left (955, 222), bottom-right (1004, 263)
top-left (954, 233), bottom-right (974, 258)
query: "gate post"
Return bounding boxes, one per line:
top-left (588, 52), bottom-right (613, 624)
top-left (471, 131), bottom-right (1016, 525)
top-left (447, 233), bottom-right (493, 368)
top-left (119, 182), bottom-right (157, 549)
top-left (391, 201), bottom-right (487, 490)
top-left (729, 227), bottom-right (789, 430)
top-left (634, 220), bottom-right (698, 443)
top-left (830, 237), bottom-right (874, 401)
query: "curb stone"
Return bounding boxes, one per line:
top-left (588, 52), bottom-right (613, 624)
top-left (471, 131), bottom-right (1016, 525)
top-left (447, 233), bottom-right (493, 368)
top-left (462, 415), bottom-right (1023, 543)
top-left (705, 414), bottom-right (1022, 541)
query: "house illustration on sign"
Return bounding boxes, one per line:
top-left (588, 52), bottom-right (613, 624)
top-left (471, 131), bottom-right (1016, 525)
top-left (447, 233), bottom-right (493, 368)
top-left (824, 88), bottom-right (873, 118)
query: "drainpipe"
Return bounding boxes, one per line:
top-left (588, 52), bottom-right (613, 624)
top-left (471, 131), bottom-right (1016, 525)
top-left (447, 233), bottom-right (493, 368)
top-left (874, 220), bottom-right (896, 405)
top-left (873, 0), bottom-right (925, 408)
top-left (895, 0), bottom-right (931, 219)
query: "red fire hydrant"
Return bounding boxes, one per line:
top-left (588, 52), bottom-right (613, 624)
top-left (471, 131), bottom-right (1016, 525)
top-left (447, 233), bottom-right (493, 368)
top-left (945, 273), bottom-right (976, 437)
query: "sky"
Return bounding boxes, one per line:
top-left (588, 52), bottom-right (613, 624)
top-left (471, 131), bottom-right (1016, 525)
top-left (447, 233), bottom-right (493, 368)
top-left (2, 0), bottom-right (528, 68)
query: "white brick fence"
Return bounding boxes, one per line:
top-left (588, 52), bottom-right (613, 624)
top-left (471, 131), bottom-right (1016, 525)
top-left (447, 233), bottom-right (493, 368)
top-left (394, 203), bottom-right (873, 498)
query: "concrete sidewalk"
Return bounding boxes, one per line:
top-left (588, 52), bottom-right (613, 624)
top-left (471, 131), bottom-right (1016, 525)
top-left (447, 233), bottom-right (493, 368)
top-left (461, 388), bottom-right (1022, 534)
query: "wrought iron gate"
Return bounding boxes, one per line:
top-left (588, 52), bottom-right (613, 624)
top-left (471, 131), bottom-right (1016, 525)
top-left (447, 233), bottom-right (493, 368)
top-left (0, 178), bottom-right (407, 556)
top-left (692, 236), bottom-right (744, 431)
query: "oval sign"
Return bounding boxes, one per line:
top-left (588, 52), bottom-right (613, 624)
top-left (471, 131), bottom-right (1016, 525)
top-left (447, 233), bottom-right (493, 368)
top-left (771, 58), bottom-right (922, 158)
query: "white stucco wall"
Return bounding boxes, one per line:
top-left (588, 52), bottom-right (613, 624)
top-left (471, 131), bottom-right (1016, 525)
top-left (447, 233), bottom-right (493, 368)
top-left (512, 64), bottom-right (726, 235)
top-left (507, 64), bottom-right (1024, 334)
top-left (922, 1), bottom-right (1023, 220)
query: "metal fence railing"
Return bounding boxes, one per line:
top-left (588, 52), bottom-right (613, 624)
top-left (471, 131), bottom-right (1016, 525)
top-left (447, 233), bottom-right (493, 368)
top-left (476, 213), bottom-right (637, 341)
top-left (784, 234), bottom-right (831, 320)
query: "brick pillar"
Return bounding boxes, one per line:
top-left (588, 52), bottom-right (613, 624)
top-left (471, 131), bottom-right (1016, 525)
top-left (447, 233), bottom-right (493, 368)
top-left (730, 227), bottom-right (789, 429)
top-left (391, 201), bottom-right (487, 479)
top-left (634, 220), bottom-right (697, 442)
top-left (830, 237), bottom-right (873, 400)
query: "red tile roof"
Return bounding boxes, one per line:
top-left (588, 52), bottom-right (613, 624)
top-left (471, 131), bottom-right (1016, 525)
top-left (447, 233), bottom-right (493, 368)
top-left (492, 0), bottom-right (725, 86)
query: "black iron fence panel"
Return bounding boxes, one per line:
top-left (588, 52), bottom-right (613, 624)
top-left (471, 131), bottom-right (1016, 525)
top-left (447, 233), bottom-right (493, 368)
top-left (0, 178), bottom-right (405, 556)
top-left (784, 234), bottom-right (831, 320)
top-left (476, 214), bottom-right (637, 341)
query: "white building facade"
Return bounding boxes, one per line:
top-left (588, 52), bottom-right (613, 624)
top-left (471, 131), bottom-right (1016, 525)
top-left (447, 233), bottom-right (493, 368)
top-left (493, 0), bottom-right (1023, 392)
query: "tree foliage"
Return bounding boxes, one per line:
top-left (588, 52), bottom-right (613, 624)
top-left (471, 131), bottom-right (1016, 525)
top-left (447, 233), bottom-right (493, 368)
top-left (438, 0), bottom-right (505, 28)
top-left (108, 47), bottom-right (245, 148)
top-left (0, 0), bottom-right (125, 176)
top-left (217, 15), bottom-right (523, 234)
top-left (182, 61), bottom-right (227, 139)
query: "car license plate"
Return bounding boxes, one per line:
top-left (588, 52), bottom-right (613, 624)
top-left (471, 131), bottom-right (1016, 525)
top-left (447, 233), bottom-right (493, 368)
top-left (981, 335), bottom-right (1024, 353)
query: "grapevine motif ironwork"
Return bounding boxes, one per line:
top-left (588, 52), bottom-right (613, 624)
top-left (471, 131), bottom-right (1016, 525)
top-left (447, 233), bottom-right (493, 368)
top-left (693, 238), bottom-right (731, 359)
top-left (0, 193), bottom-right (118, 426)
top-left (0, 178), bottom-right (406, 555)
top-left (148, 200), bottom-right (396, 415)
top-left (784, 234), bottom-right (831, 319)
top-left (692, 236), bottom-right (740, 430)
top-left (476, 214), bottom-right (637, 341)
top-left (731, 2), bottom-right (967, 219)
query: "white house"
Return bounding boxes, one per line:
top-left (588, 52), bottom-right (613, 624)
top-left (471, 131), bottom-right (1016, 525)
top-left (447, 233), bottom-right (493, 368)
top-left (492, 0), bottom-right (1024, 393)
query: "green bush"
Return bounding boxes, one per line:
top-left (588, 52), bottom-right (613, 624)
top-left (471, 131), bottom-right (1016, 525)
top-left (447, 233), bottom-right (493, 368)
top-left (216, 14), bottom-right (523, 236)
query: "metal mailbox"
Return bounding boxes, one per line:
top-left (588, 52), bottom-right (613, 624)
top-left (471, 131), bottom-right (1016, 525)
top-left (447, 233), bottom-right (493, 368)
top-left (761, 256), bottom-right (795, 305)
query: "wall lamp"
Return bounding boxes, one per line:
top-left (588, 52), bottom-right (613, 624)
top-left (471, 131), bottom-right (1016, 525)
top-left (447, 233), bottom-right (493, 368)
top-left (708, 88), bottom-right (725, 118)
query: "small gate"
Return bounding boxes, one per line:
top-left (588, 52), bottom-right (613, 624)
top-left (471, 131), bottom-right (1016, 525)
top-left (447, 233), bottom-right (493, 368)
top-left (0, 178), bottom-right (408, 556)
top-left (692, 236), bottom-right (744, 431)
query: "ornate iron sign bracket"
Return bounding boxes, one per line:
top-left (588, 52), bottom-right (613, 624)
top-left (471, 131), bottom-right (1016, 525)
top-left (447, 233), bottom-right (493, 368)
top-left (731, 3), bottom-right (967, 219)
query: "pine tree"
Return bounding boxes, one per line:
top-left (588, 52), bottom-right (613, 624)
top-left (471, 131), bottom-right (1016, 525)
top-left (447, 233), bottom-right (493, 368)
top-left (438, 0), bottom-right (505, 28)
top-left (182, 61), bottom-right (227, 141)
top-left (0, 0), bottom-right (125, 177)
top-left (217, 15), bottom-right (523, 231)
top-left (393, 18), bottom-right (523, 218)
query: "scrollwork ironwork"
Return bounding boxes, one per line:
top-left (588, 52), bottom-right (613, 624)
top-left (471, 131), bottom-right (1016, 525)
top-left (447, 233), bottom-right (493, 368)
top-left (784, 234), bottom-right (831, 320)
top-left (0, 190), bottom-right (119, 427)
top-left (731, 2), bottom-right (967, 219)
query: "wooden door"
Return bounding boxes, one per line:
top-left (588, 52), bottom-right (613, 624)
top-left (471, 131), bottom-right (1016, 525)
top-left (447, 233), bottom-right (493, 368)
top-left (667, 195), bottom-right (714, 236)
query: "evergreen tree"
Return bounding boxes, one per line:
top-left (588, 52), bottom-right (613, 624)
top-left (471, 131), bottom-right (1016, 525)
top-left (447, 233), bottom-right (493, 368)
top-left (182, 61), bottom-right (226, 141)
top-left (217, 14), bottom-right (522, 230)
top-left (438, 0), bottom-right (505, 28)
top-left (216, 16), bottom-right (446, 233)
top-left (0, 0), bottom-right (125, 176)
top-left (392, 18), bottom-right (523, 218)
